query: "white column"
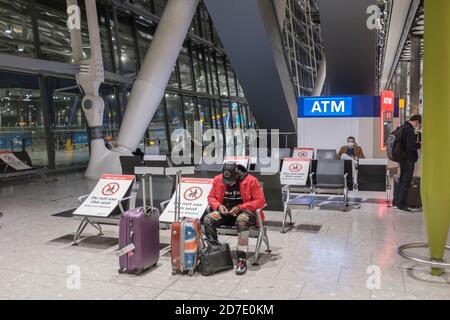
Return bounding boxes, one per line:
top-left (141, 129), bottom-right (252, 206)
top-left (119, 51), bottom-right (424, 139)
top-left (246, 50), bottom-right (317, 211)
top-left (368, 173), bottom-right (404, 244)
top-left (114, 0), bottom-right (199, 154)
top-left (84, 0), bottom-right (198, 179)
top-left (312, 57), bottom-right (326, 96)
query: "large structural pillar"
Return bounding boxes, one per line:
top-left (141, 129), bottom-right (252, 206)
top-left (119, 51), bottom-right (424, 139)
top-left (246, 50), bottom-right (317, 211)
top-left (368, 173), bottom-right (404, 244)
top-left (76, 0), bottom-right (198, 179)
top-left (312, 58), bottom-right (326, 96)
top-left (422, 0), bottom-right (450, 276)
top-left (115, 0), bottom-right (199, 154)
top-left (410, 36), bottom-right (421, 115)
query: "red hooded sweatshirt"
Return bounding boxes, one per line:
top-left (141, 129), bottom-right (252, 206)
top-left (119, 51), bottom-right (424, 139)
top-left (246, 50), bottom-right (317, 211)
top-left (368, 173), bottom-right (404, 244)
top-left (207, 173), bottom-right (266, 221)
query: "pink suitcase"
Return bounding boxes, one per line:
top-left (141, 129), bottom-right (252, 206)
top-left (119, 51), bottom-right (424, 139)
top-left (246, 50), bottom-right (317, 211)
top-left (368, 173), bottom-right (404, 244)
top-left (118, 174), bottom-right (159, 275)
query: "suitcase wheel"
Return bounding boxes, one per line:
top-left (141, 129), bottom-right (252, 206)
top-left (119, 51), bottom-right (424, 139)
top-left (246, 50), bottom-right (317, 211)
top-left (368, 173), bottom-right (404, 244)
top-left (171, 269), bottom-right (177, 275)
top-left (118, 268), bottom-right (125, 274)
top-left (188, 269), bottom-right (194, 277)
top-left (134, 268), bottom-right (143, 276)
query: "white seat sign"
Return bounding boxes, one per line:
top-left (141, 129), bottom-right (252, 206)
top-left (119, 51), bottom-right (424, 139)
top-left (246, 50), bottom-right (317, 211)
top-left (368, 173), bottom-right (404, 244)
top-left (280, 158), bottom-right (311, 186)
top-left (293, 148), bottom-right (314, 160)
top-left (73, 174), bottom-right (135, 217)
top-left (0, 151), bottom-right (31, 171)
top-left (160, 178), bottom-right (213, 223)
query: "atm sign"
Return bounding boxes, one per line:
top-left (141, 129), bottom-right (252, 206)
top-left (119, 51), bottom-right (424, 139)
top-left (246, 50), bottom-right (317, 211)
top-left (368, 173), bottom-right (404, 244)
top-left (303, 97), bottom-right (353, 117)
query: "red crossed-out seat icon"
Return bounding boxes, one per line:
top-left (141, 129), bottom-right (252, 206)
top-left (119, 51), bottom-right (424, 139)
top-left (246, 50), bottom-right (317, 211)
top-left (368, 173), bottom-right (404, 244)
top-left (298, 151), bottom-right (308, 158)
top-left (289, 163), bottom-right (303, 172)
top-left (183, 186), bottom-right (203, 201)
top-left (102, 182), bottom-right (120, 196)
top-left (3, 155), bottom-right (15, 162)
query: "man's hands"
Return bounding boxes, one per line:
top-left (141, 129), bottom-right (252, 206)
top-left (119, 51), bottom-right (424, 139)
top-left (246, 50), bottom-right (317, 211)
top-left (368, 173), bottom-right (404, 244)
top-left (218, 205), bottom-right (228, 214)
top-left (217, 205), bottom-right (241, 216)
top-left (229, 206), bottom-right (241, 216)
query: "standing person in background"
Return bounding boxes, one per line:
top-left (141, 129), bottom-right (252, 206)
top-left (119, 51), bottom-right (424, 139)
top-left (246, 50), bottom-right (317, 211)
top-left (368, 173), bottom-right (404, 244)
top-left (395, 114), bottom-right (422, 212)
top-left (337, 136), bottom-right (365, 160)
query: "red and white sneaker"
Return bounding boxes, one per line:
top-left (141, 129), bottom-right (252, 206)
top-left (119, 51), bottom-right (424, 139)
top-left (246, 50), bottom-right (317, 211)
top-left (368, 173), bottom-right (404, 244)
top-left (235, 258), bottom-right (247, 275)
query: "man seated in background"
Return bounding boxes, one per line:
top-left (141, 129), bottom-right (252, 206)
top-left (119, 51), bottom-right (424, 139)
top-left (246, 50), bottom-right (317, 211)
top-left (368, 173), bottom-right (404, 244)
top-left (338, 136), bottom-right (365, 160)
top-left (204, 162), bottom-right (266, 275)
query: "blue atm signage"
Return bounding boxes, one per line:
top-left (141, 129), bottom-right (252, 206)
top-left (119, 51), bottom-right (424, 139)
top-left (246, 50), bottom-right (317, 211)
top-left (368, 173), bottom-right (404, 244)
top-left (302, 97), bottom-right (353, 117)
top-left (299, 96), bottom-right (399, 118)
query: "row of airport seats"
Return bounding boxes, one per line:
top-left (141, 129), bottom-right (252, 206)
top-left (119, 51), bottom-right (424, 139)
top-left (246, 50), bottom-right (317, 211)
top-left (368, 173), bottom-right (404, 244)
top-left (119, 152), bottom-right (352, 233)
top-left (118, 161), bottom-right (270, 265)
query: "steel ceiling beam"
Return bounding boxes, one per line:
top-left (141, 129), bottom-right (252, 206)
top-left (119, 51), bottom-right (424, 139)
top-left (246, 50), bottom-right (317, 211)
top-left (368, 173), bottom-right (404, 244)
top-left (379, 0), bottom-right (421, 92)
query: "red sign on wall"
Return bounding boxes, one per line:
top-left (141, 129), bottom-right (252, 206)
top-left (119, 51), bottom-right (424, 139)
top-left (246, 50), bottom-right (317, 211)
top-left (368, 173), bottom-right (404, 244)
top-left (380, 90), bottom-right (395, 150)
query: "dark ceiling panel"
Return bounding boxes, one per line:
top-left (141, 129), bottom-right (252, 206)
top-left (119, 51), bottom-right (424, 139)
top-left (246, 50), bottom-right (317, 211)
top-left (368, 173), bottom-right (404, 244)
top-left (204, 0), bottom-right (296, 132)
top-left (318, 0), bottom-right (378, 96)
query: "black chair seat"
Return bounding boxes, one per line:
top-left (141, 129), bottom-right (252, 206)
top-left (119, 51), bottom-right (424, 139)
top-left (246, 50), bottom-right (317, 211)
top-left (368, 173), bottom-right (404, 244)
top-left (315, 183), bottom-right (344, 189)
top-left (218, 223), bottom-right (259, 230)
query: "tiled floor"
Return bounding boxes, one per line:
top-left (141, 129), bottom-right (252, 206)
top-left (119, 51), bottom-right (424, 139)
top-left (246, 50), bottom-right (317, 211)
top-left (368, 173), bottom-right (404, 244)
top-left (0, 172), bottom-right (449, 300)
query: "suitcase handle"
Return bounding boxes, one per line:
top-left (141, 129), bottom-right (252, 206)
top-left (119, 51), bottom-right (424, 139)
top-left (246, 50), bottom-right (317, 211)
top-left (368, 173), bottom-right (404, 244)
top-left (117, 196), bottom-right (136, 215)
top-left (141, 174), bottom-right (155, 216)
top-left (174, 170), bottom-right (182, 221)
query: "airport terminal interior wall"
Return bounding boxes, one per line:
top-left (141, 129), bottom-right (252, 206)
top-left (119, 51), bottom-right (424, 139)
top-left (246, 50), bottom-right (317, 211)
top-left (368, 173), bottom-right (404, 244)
top-left (0, 0), bottom-right (254, 169)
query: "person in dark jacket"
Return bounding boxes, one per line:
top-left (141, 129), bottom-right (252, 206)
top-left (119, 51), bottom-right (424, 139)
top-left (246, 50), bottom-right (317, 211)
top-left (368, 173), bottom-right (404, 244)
top-left (395, 114), bottom-right (422, 212)
top-left (204, 162), bottom-right (266, 275)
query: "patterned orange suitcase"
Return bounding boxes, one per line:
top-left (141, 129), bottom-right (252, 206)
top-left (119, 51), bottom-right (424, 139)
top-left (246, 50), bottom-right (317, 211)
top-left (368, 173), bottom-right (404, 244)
top-left (171, 218), bottom-right (201, 276)
top-left (170, 171), bottom-right (201, 276)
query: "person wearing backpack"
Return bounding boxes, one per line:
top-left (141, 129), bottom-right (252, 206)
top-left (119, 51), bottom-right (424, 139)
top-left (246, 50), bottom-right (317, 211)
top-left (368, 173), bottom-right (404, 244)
top-left (395, 114), bottom-right (422, 212)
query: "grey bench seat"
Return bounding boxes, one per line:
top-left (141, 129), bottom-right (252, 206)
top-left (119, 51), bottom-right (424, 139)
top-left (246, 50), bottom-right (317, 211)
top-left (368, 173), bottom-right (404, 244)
top-left (0, 151), bottom-right (49, 187)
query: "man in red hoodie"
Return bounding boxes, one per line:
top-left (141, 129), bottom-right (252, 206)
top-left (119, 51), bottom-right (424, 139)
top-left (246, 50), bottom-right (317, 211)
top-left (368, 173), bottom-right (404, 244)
top-left (204, 162), bottom-right (266, 275)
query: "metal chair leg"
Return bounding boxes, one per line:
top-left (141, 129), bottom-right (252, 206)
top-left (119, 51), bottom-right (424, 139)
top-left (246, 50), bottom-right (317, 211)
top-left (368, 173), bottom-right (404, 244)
top-left (253, 230), bottom-right (264, 266)
top-left (73, 217), bottom-right (88, 246)
top-left (85, 218), bottom-right (102, 234)
top-left (263, 227), bottom-right (271, 253)
top-left (343, 188), bottom-right (349, 211)
top-left (288, 208), bottom-right (293, 225)
top-left (97, 223), bottom-right (103, 236)
top-left (40, 170), bottom-right (50, 184)
top-left (281, 204), bottom-right (288, 234)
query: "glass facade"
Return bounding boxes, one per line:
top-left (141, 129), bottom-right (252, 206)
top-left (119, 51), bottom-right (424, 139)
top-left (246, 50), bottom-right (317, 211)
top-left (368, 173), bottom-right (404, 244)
top-left (282, 0), bottom-right (325, 96)
top-left (165, 94), bottom-right (184, 139)
top-left (0, 0), bottom-right (254, 169)
top-left (0, 71), bottom-right (47, 165)
top-left (197, 98), bottom-right (212, 134)
top-left (0, 1), bottom-right (35, 58)
top-left (51, 79), bottom-right (88, 168)
top-left (146, 101), bottom-right (169, 155)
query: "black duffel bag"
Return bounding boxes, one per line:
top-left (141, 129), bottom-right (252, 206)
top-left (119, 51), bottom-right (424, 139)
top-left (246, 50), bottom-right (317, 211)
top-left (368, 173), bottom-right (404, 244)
top-left (200, 237), bottom-right (234, 276)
